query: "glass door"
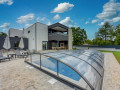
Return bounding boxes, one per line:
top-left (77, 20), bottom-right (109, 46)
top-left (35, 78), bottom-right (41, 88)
top-left (42, 41), bottom-right (48, 50)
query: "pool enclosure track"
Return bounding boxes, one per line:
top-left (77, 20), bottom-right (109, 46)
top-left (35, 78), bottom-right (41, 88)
top-left (27, 53), bottom-right (95, 90)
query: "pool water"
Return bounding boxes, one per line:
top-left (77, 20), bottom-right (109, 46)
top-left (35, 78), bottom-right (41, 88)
top-left (33, 57), bottom-right (81, 81)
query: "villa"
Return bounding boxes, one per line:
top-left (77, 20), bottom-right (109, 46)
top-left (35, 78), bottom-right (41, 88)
top-left (8, 22), bottom-right (72, 51)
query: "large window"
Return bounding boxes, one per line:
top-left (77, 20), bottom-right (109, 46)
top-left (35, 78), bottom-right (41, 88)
top-left (42, 41), bottom-right (48, 50)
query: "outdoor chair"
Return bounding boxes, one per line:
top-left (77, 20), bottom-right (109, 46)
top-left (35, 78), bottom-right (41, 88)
top-left (0, 51), bottom-right (10, 63)
top-left (14, 50), bottom-right (28, 58)
top-left (26, 49), bottom-right (31, 55)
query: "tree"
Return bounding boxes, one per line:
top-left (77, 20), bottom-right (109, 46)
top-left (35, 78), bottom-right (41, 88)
top-left (114, 35), bottom-right (120, 45)
top-left (72, 27), bottom-right (87, 45)
top-left (96, 22), bottom-right (113, 41)
top-left (115, 24), bottom-right (120, 36)
top-left (85, 39), bottom-right (92, 45)
top-left (0, 32), bottom-right (7, 37)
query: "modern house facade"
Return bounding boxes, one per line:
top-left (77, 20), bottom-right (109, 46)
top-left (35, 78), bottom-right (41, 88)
top-left (9, 22), bottom-right (72, 51)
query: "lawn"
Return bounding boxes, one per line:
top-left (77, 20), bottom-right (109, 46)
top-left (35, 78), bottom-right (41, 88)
top-left (99, 50), bottom-right (120, 63)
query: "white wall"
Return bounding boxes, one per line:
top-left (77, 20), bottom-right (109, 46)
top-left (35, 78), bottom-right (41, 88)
top-left (24, 24), bottom-right (36, 51)
top-left (9, 28), bottom-right (23, 37)
top-left (36, 22), bottom-right (48, 51)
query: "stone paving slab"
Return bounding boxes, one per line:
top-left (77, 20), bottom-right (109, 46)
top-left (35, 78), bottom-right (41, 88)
top-left (103, 53), bottom-right (120, 90)
top-left (0, 58), bottom-right (73, 90)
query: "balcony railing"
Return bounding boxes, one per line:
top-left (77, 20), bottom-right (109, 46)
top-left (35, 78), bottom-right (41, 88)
top-left (48, 32), bottom-right (67, 36)
top-left (48, 32), bottom-right (68, 41)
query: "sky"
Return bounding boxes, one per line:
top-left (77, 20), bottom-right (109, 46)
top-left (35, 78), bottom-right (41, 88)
top-left (0, 0), bottom-right (120, 39)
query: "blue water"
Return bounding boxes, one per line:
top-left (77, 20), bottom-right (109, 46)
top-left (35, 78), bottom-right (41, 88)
top-left (33, 58), bottom-right (81, 81)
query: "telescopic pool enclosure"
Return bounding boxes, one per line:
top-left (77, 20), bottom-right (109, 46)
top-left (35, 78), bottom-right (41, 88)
top-left (25, 50), bottom-right (104, 90)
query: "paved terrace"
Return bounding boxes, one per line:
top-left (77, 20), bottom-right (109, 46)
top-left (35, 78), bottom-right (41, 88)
top-left (0, 52), bottom-right (120, 90)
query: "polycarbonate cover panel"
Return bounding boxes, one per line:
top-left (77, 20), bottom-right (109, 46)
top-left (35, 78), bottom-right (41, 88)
top-left (44, 53), bottom-right (102, 90)
top-left (41, 50), bottom-right (104, 90)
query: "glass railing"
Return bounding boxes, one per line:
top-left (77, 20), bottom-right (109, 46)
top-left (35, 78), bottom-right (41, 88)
top-left (48, 32), bottom-right (67, 36)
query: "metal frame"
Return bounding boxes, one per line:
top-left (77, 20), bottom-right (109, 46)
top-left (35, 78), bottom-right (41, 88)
top-left (43, 51), bottom-right (104, 69)
top-left (56, 52), bottom-right (102, 77)
top-left (26, 50), bottom-right (104, 90)
top-left (28, 53), bottom-right (95, 90)
top-left (70, 51), bottom-right (104, 68)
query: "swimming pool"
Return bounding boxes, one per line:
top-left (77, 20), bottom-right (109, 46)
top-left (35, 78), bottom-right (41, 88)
top-left (33, 57), bottom-right (81, 81)
top-left (27, 50), bottom-right (104, 90)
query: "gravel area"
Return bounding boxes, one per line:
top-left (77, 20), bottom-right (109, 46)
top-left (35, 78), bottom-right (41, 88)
top-left (0, 52), bottom-right (120, 90)
top-left (103, 53), bottom-right (120, 90)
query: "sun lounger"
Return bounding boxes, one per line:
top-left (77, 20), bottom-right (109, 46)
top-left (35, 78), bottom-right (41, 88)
top-left (14, 50), bottom-right (28, 58)
top-left (0, 52), bottom-right (10, 63)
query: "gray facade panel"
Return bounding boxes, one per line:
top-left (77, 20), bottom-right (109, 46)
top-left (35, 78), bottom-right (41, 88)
top-left (48, 34), bottom-right (68, 41)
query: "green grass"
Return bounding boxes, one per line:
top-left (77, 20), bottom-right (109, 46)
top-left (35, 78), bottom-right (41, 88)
top-left (99, 50), bottom-right (120, 63)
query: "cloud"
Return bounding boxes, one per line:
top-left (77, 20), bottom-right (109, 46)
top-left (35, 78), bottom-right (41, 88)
top-left (2, 28), bottom-right (7, 32)
top-left (96, 0), bottom-right (120, 19)
top-left (16, 13), bottom-right (35, 24)
top-left (92, 19), bottom-right (98, 23)
top-left (112, 17), bottom-right (120, 23)
top-left (36, 17), bottom-right (46, 22)
top-left (0, 0), bottom-right (13, 5)
top-left (25, 24), bottom-right (32, 27)
top-left (98, 22), bottom-right (105, 26)
top-left (85, 21), bottom-right (90, 24)
top-left (47, 22), bottom-right (51, 25)
top-left (59, 17), bottom-right (74, 27)
top-left (36, 17), bottom-right (51, 25)
top-left (53, 14), bottom-right (60, 20)
top-left (0, 23), bottom-right (10, 28)
top-left (51, 2), bottom-right (74, 13)
top-left (96, 0), bottom-right (120, 23)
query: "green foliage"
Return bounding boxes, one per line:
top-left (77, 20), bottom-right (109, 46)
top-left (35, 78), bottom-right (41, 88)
top-left (85, 39), bottom-right (92, 45)
top-left (92, 22), bottom-right (120, 45)
top-left (96, 22), bottom-right (113, 41)
top-left (72, 27), bottom-right (87, 45)
top-left (115, 24), bottom-right (120, 36)
top-left (0, 32), bottom-right (7, 37)
top-left (114, 35), bottom-right (120, 45)
top-left (71, 23), bottom-right (120, 46)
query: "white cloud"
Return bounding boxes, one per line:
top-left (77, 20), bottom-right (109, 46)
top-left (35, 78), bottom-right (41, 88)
top-left (16, 13), bottom-right (35, 24)
top-left (40, 17), bottom-right (46, 21)
top-left (98, 22), bottom-right (105, 26)
top-left (96, 0), bottom-right (120, 19)
top-left (112, 17), bottom-right (120, 23)
top-left (0, 0), bottom-right (13, 5)
top-left (96, 0), bottom-right (120, 23)
top-left (51, 2), bottom-right (74, 13)
top-left (25, 24), bottom-right (32, 27)
top-left (92, 19), bottom-right (98, 23)
top-left (59, 17), bottom-right (74, 27)
top-left (47, 22), bottom-right (51, 25)
top-left (2, 28), bottom-right (7, 31)
top-left (36, 17), bottom-right (46, 22)
top-left (0, 23), bottom-right (10, 28)
top-left (53, 14), bottom-right (60, 20)
top-left (85, 21), bottom-right (90, 24)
